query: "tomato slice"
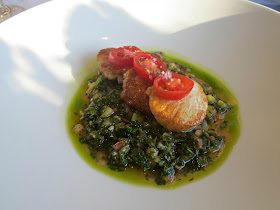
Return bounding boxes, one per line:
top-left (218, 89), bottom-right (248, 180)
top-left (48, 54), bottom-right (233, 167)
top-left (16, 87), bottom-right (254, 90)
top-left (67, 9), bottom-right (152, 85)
top-left (154, 72), bottom-right (194, 100)
top-left (133, 52), bottom-right (167, 82)
top-left (108, 46), bottom-right (142, 68)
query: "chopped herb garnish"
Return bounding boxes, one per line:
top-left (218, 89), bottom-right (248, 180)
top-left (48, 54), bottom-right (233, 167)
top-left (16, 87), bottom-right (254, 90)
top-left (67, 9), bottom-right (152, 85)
top-left (72, 53), bottom-right (232, 185)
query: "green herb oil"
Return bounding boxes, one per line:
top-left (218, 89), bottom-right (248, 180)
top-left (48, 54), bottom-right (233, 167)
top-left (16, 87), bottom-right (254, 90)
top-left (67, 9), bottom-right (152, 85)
top-left (66, 52), bottom-right (241, 189)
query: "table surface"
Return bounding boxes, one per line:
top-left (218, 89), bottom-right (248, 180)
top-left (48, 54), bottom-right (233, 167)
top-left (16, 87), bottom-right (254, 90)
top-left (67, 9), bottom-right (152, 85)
top-left (2, 0), bottom-right (280, 14)
top-left (3, 0), bottom-right (51, 10)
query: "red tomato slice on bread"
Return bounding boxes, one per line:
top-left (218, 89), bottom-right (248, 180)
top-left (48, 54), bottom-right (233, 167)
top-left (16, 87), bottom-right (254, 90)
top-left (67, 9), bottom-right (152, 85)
top-left (108, 46), bottom-right (141, 68)
top-left (133, 52), bottom-right (167, 82)
top-left (154, 72), bottom-right (194, 100)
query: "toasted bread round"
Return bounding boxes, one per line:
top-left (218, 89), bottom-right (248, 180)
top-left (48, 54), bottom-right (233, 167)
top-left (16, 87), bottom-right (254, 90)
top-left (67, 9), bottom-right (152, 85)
top-left (97, 48), bottom-right (132, 81)
top-left (146, 80), bottom-right (208, 132)
top-left (121, 69), bottom-right (153, 115)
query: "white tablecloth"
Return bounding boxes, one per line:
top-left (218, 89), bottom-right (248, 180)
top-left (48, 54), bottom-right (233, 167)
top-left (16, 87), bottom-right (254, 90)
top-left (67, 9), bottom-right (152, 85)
top-left (3, 0), bottom-right (280, 10)
top-left (3, 0), bottom-right (51, 10)
top-left (1, 0), bottom-right (280, 19)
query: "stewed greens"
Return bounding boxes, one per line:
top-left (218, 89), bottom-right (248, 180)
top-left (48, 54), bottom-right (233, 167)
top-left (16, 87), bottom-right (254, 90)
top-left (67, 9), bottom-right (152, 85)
top-left (72, 54), bottom-right (232, 185)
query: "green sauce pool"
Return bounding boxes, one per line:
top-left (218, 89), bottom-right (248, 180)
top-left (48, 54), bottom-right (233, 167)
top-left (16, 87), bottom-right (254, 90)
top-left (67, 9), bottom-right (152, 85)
top-left (66, 52), bottom-right (241, 189)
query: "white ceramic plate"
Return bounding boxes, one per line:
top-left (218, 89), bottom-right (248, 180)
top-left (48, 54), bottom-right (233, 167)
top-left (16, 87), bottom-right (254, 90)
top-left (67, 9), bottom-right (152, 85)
top-left (1, 0), bottom-right (279, 209)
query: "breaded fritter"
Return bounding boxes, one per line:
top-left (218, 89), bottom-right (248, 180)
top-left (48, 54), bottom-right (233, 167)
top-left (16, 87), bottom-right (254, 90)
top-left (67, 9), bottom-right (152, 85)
top-left (97, 48), bottom-right (132, 81)
top-left (121, 69), bottom-right (153, 115)
top-left (146, 80), bottom-right (208, 132)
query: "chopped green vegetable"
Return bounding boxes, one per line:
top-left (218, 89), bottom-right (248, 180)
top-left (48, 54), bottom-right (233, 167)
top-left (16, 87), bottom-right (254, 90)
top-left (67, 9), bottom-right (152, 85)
top-left (207, 94), bottom-right (216, 104)
top-left (101, 106), bottom-right (114, 118)
top-left (217, 100), bottom-right (227, 108)
top-left (73, 55), bottom-right (233, 186)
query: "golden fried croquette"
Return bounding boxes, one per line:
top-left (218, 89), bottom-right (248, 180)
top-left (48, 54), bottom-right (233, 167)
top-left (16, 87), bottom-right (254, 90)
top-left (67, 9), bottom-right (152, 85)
top-left (97, 48), bottom-right (132, 82)
top-left (121, 69), bottom-right (153, 115)
top-left (146, 80), bottom-right (208, 132)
